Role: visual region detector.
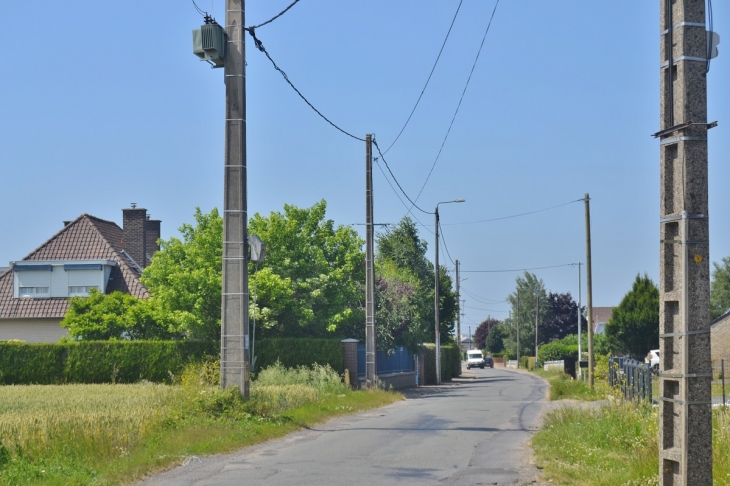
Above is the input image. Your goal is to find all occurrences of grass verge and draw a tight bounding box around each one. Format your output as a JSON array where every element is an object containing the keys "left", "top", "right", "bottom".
[
  {"left": 531, "top": 366, "right": 730, "bottom": 485},
  {"left": 0, "top": 362, "right": 402, "bottom": 485}
]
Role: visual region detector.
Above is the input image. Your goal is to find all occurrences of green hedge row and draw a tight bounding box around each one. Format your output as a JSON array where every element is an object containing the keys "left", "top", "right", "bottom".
[
  {"left": 252, "top": 337, "right": 344, "bottom": 374},
  {"left": 421, "top": 343, "right": 461, "bottom": 385},
  {"left": 538, "top": 341, "right": 579, "bottom": 363},
  {"left": 0, "top": 341, "right": 217, "bottom": 385},
  {"left": 0, "top": 338, "right": 347, "bottom": 385}
]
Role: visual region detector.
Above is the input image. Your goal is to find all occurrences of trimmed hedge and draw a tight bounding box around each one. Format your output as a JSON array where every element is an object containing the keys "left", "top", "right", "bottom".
[
  {"left": 253, "top": 338, "right": 344, "bottom": 374},
  {"left": 0, "top": 338, "right": 346, "bottom": 385},
  {"left": 538, "top": 341, "right": 579, "bottom": 362},
  {"left": 0, "top": 341, "right": 217, "bottom": 385},
  {"left": 421, "top": 343, "right": 461, "bottom": 385}
]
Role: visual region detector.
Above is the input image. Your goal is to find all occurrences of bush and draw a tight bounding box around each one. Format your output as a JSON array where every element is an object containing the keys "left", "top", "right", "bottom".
[
  {"left": 0, "top": 341, "right": 216, "bottom": 385},
  {"left": 538, "top": 340, "right": 578, "bottom": 362},
  {"left": 253, "top": 338, "right": 344, "bottom": 374},
  {"left": 421, "top": 344, "right": 461, "bottom": 384}
]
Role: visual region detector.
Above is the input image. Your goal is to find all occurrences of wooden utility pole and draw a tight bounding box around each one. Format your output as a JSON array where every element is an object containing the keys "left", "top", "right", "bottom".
[
  {"left": 658, "top": 1, "right": 714, "bottom": 483},
  {"left": 365, "top": 134, "right": 376, "bottom": 384},
  {"left": 584, "top": 194, "right": 593, "bottom": 390},
  {"left": 220, "top": 0, "right": 249, "bottom": 397}
]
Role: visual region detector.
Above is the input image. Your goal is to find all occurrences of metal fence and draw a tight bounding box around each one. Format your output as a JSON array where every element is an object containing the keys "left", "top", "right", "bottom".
[
  {"left": 357, "top": 344, "right": 415, "bottom": 379},
  {"left": 608, "top": 357, "right": 653, "bottom": 402}
]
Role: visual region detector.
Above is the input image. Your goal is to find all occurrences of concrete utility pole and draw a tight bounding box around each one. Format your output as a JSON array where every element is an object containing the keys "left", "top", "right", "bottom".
[
  {"left": 535, "top": 293, "right": 539, "bottom": 364},
  {"left": 658, "top": 1, "right": 714, "bottom": 483},
  {"left": 434, "top": 208, "right": 442, "bottom": 384},
  {"left": 515, "top": 288, "right": 520, "bottom": 368},
  {"left": 365, "top": 134, "right": 376, "bottom": 384},
  {"left": 456, "top": 259, "right": 461, "bottom": 347},
  {"left": 220, "top": 0, "right": 249, "bottom": 397},
  {"left": 577, "top": 262, "right": 582, "bottom": 376},
  {"left": 584, "top": 194, "right": 594, "bottom": 390}
]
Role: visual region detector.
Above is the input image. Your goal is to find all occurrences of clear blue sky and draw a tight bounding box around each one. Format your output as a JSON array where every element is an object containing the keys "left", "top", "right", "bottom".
[{"left": 1, "top": 1, "right": 728, "bottom": 330}]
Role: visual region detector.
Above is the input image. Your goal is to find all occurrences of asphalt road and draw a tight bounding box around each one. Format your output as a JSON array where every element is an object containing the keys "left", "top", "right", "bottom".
[{"left": 138, "top": 366, "right": 549, "bottom": 486}]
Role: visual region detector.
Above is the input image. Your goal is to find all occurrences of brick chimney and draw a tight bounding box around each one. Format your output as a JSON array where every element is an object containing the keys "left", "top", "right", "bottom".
[
  {"left": 145, "top": 216, "right": 161, "bottom": 264},
  {"left": 122, "top": 204, "right": 147, "bottom": 268}
]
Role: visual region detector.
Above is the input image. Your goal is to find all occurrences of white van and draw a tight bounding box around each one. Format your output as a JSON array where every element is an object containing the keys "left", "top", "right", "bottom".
[{"left": 466, "top": 350, "right": 484, "bottom": 369}]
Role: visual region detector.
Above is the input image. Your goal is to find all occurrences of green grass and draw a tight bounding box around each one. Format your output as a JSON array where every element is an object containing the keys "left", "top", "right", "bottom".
[
  {"left": 532, "top": 369, "right": 607, "bottom": 401},
  {"left": 0, "top": 362, "right": 402, "bottom": 485},
  {"left": 531, "top": 367, "right": 730, "bottom": 485}
]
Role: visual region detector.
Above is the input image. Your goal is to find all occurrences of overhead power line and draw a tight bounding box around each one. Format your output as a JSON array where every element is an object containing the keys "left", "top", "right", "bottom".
[
  {"left": 461, "top": 263, "right": 578, "bottom": 273},
  {"left": 372, "top": 157, "right": 434, "bottom": 235},
  {"left": 246, "top": 29, "right": 365, "bottom": 142},
  {"left": 442, "top": 198, "right": 583, "bottom": 225},
  {"left": 460, "top": 286, "right": 508, "bottom": 304},
  {"left": 410, "top": 0, "right": 501, "bottom": 210},
  {"left": 248, "top": 0, "right": 302, "bottom": 30},
  {"left": 438, "top": 221, "right": 456, "bottom": 265},
  {"left": 372, "top": 138, "right": 432, "bottom": 214},
  {"left": 382, "top": 0, "right": 464, "bottom": 155}
]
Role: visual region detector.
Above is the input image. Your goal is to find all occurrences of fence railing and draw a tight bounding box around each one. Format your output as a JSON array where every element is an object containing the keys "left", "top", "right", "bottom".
[
  {"left": 608, "top": 357, "right": 653, "bottom": 402},
  {"left": 357, "top": 344, "right": 415, "bottom": 378}
]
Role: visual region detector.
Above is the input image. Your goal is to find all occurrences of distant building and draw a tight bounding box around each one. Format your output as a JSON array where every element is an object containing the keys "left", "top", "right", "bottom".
[
  {"left": 0, "top": 206, "right": 161, "bottom": 342},
  {"left": 591, "top": 307, "right": 614, "bottom": 334},
  {"left": 711, "top": 308, "right": 730, "bottom": 363}
]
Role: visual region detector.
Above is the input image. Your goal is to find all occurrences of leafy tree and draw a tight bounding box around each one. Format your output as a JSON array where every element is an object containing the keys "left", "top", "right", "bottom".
[
  {"left": 604, "top": 274, "right": 659, "bottom": 359},
  {"left": 375, "top": 217, "right": 457, "bottom": 344},
  {"left": 141, "top": 207, "right": 223, "bottom": 341},
  {"left": 502, "top": 272, "right": 548, "bottom": 358},
  {"left": 541, "top": 292, "right": 587, "bottom": 343},
  {"left": 485, "top": 323, "right": 505, "bottom": 353},
  {"left": 711, "top": 257, "right": 730, "bottom": 319},
  {"left": 248, "top": 200, "right": 365, "bottom": 338},
  {"left": 372, "top": 260, "right": 421, "bottom": 352},
  {"left": 474, "top": 317, "right": 501, "bottom": 350},
  {"left": 61, "top": 290, "right": 173, "bottom": 340}
]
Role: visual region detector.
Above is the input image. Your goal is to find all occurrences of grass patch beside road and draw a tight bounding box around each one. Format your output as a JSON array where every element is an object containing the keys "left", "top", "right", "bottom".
[
  {"left": 0, "top": 362, "right": 401, "bottom": 485},
  {"left": 531, "top": 367, "right": 730, "bottom": 485},
  {"left": 532, "top": 369, "right": 606, "bottom": 401}
]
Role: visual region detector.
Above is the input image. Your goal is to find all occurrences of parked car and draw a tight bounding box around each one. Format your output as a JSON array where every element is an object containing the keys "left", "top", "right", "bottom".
[
  {"left": 645, "top": 349, "right": 660, "bottom": 373},
  {"left": 466, "top": 350, "right": 485, "bottom": 369},
  {"left": 483, "top": 357, "right": 494, "bottom": 368}
]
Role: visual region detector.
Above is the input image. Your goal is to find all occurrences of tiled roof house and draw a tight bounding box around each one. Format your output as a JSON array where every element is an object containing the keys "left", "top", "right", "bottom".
[
  {"left": 0, "top": 206, "right": 161, "bottom": 342},
  {"left": 592, "top": 307, "right": 615, "bottom": 334}
]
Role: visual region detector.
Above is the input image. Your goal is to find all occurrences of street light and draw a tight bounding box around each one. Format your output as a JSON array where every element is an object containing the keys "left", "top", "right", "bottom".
[{"left": 435, "top": 198, "right": 465, "bottom": 385}]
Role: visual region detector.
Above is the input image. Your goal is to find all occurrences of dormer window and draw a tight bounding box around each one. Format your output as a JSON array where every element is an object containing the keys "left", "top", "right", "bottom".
[
  {"left": 69, "top": 285, "right": 99, "bottom": 297},
  {"left": 11, "top": 260, "right": 116, "bottom": 299},
  {"left": 19, "top": 287, "right": 50, "bottom": 297}
]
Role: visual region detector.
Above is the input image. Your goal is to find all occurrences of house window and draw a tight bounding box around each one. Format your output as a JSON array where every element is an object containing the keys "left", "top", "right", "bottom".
[
  {"left": 19, "top": 287, "right": 50, "bottom": 297},
  {"left": 68, "top": 285, "right": 99, "bottom": 297}
]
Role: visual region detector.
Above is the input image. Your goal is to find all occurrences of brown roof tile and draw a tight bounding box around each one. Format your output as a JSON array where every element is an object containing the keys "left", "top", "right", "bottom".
[{"left": 0, "top": 214, "right": 149, "bottom": 319}]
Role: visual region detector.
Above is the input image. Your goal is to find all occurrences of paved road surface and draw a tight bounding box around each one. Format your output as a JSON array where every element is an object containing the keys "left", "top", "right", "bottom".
[{"left": 139, "top": 366, "right": 548, "bottom": 486}]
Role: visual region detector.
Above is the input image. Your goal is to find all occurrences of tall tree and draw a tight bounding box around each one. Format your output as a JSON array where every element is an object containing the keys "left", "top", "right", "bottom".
[
  {"left": 502, "top": 272, "right": 548, "bottom": 358},
  {"left": 485, "top": 323, "right": 505, "bottom": 354},
  {"left": 474, "top": 317, "right": 501, "bottom": 350},
  {"left": 376, "top": 217, "right": 457, "bottom": 344},
  {"left": 247, "top": 200, "right": 365, "bottom": 338},
  {"left": 141, "top": 207, "right": 223, "bottom": 341},
  {"left": 541, "top": 292, "right": 587, "bottom": 343},
  {"left": 604, "top": 274, "right": 659, "bottom": 359},
  {"left": 711, "top": 256, "right": 730, "bottom": 319}
]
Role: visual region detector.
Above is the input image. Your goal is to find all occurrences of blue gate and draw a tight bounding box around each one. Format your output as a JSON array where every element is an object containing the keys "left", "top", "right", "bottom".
[{"left": 357, "top": 344, "right": 415, "bottom": 379}]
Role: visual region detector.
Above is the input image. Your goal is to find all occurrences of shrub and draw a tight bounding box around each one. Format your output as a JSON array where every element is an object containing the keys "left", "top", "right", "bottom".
[
  {"left": 253, "top": 338, "right": 344, "bottom": 374},
  {"left": 0, "top": 341, "right": 216, "bottom": 385},
  {"left": 421, "top": 344, "right": 461, "bottom": 384},
  {"left": 538, "top": 340, "right": 578, "bottom": 362}
]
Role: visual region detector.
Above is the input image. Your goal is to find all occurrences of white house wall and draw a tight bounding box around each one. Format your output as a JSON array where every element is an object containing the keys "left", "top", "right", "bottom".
[{"left": 0, "top": 318, "right": 68, "bottom": 343}]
